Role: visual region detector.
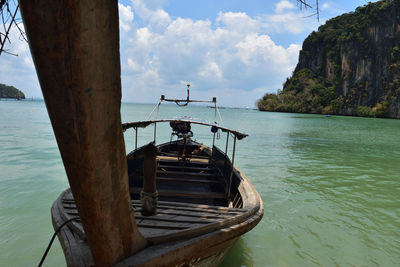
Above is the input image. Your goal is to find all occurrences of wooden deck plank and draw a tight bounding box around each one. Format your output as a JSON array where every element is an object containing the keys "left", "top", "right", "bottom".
[
  {"left": 63, "top": 201, "right": 243, "bottom": 217},
  {"left": 142, "top": 209, "right": 234, "bottom": 220},
  {"left": 152, "top": 205, "right": 245, "bottom": 215},
  {"left": 137, "top": 209, "right": 228, "bottom": 220},
  {"left": 156, "top": 170, "right": 216, "bottom": 177},
  {"left": 156, "top": 156, "right": 209, "bottom": 164},
  {"left": 134, "top": 212, "right": 218, "bottom": 224},
  {"left": 137, "top": 228, "right": 180, "bottom": 239},
  {"left": 64, "top": 206, "right": 228, "bottom": 224},
  {"left": 157, "top": 164, "right": 214, "bottom": 172},
  {"left": 58, "top": 192, "right": 256, "bottom": 246},
  {"left": 135, "top": 176, "right": 222, "bottom": 185},
  {"left": 62, "top": 198, "right": 245, "bottom": 213},
  {"left": 137, "top": 222, "right": 190, "bottom": 230},
  {"left": 138, "top": 219, "right": 206, "bottom": 230},
  {"left": 67, "top": 208, "right": 233, "bottom": 222},
  {"left": 156, "top": 177, "right": 221, "bottom": 184},
  {"left": 62, "top": 201, "right": 237, "bottom": 220},
  {"left": 158, "top": 152, "right": 210, "bottom": 160},
  {"left": 149, "top": 200, "right": 245, "bottom": 212},
  {"left": 130, "top": 187, "right": 226, "bottom": 199}
]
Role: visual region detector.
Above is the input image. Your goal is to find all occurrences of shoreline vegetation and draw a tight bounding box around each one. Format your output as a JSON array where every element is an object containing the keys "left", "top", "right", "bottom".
[
  {"left": 257, "top": 0, "right": 400, "bottom": 119},
  {"left": 0, "top": 83, "right": 25, "bottom": 100},
  {"left": 256, "top": 69, "right": 389, "bottom": 118}
]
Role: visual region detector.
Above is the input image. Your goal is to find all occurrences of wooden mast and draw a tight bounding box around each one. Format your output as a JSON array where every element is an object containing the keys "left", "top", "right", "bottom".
[{"left": 19, "top": 0, "right": 146, "bottom": 265}]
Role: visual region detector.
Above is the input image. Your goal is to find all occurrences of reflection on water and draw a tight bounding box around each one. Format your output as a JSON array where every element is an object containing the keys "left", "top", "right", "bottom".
[
  {"left": 1, "top": 102, "right": 400, "bottom": 266},
  {"left": 221, "top": 238, "right": 254, "bottom": 267}
]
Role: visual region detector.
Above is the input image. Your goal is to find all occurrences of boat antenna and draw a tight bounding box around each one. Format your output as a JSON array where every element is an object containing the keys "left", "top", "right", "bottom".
[
  {"left": 174, "top": 82, "right": 191, "bottom": 107},
  {"left": 186, "top": 82, "right": 190, "bottom": 101},
  {"left": 146, "top": 83, "right": 223, "bottom": 124}
]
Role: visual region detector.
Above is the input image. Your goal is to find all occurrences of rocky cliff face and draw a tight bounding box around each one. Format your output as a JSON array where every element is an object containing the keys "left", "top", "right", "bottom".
[
  {"left": 292, "top": 0, "right": 400, "bottom": 118},
  {"left": 0, "top": 83, "right": 25, "bottom": 99},
  {"left": 258, "top": 0, "right": 400, "bottom": 118}
]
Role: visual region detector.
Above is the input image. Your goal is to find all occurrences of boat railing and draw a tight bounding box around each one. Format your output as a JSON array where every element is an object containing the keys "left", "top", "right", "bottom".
[
  {"left": 122, "top": 119, "right": 247, "bottom": 145},
  {"left": 122, "top": 118, "right": 247, "bottom": 203}
]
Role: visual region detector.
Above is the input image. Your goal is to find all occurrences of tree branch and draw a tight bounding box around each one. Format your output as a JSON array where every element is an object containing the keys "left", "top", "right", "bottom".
[
  {"left": 296, "top": 0, "right": 319, "bottom": 21},
  {"left": 0, "top": 1, "right": 24, "bottom": 56}
]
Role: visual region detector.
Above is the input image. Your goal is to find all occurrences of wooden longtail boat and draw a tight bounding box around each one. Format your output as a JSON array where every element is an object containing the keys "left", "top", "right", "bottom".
[{"left": 52, "top": 90, "right": 263, "bottom": 266}]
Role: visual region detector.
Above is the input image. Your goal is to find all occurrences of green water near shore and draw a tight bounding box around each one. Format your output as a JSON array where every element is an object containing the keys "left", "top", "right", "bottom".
[{"left": 1, "top": 101, "right": 399, "bottom": 266}]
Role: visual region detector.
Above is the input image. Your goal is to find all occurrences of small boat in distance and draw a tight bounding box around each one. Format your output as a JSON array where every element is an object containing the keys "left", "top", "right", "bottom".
[{"left": 52, "top": 84, "right": 263, "bottom": 266}]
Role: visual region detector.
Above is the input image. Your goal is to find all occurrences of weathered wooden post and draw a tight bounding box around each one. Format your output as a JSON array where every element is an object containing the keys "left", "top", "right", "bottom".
[
  {"left": 141, "top": 143, "right": 158, "bottom": 216},
  {"left": 19, "top": 0, "right": 146, "bottom": 265}
]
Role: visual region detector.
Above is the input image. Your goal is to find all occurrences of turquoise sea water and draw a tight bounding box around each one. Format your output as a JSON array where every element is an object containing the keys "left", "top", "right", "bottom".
[{"left": 1, "top": 100, "right": 400, "bottom": 266}]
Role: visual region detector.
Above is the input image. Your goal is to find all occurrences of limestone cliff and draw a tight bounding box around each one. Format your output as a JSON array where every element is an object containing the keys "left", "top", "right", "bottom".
[{"left": 258, "top": 0, "right": 400, "bottom": 118}]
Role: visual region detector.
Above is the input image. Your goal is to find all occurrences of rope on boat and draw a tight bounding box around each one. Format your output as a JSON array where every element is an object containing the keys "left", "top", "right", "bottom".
[
  {"left": 147, "top": 100, "right": 162, "bottom": 120},
  {"left": 215, "top": 105, "right": 224, "bottom": 125},
  {"left": 38, "top": 217, "right": 80, "bottom": 267},
  {"left": 174, "top": 100, "right": 189, "bottom": 106}
]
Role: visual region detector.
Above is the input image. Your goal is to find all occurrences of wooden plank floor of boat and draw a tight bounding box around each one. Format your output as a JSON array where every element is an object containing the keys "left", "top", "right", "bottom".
[
  {"left": 58, "top": 189, "right": 250, "bottom": 245},
  {"left": 129, "top": 154, "right": 228, "bottom": 205}
]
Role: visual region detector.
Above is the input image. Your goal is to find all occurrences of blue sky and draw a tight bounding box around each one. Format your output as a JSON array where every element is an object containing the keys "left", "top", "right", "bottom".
[{"left": 1, "top": 0, "right": 376, "bottom": 107}]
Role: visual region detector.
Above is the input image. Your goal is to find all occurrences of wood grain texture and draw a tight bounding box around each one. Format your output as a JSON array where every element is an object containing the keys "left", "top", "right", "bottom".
[{"left": 19, "top": 1, "right": 146, "bottom": 265}]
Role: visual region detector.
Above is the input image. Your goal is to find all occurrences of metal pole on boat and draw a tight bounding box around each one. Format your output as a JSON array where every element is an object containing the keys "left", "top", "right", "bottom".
[
  {"left": 154, "top": 122, "right": 157, "bottom": 143},
  {"left": 135, "top": 127, "right": 138, "bottom": 150},
  {"left": 213, "top": 99, "right": 216, "bottom": 148},
  {"left": 225, "top": 131, "right": 229, "bottom": 155},
  {"left": 214, "top": 98, "right": 217, "bottom": 121},
  {"left": 224, "top": 131, "right": 229, "bottom": 181},
  {"left": 212, "top": 132, "right": 216, "bottom": 148},
  {"left": 187, "top": 82, "right": 190, "bottom": 101},
  {"left": 227, "top": 135, "right": 237, "bottom": 202}
]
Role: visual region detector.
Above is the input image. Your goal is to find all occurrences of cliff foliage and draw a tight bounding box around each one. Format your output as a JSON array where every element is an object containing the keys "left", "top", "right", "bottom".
[
  {"left": 0, "top": 83, "right": 25, "bottom": 99},
  {"left": 258, "top": 0, "right": 400, "bottom": 118}
]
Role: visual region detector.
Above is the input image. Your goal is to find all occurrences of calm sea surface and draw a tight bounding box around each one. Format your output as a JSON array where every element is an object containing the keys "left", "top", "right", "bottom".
[{"left": 1, "top": 100, "right": 399, "bottom": 266}]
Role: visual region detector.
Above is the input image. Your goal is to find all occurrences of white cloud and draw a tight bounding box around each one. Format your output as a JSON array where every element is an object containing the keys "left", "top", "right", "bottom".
[
  {"left": 23, "top": 56, "right": 34, "bottom": 68},
  {"left": 275, "top": 0, "right": 296, "bottom": 13},
  {"left": 119, "top": 3, "right": 134, "bottom": 32},
  {"left": 319, "top": 1, "right": 343, "bottom": 15},
  {"left": 127, "top": 58, "right": 143, "bottom": 72},
  {"left": 216, "top": 12, "right": 261, "bottom": 33},
  {"left": 149, "top": 9, "right": 171, "bottom": 31},
  {"left": 117, "top": 1, "right": 306, "bottom": 107},
  {"left": 3, "top": 1, "right": 316, "bottom": 107},
  {"left": 199, "top": 62, "right": 222, "bottom": 79},
  {"left": 268, "top": 12, "right": 315, "bottom": 34},
  {"left": 236, "top": 34, "right": 299, "bottom": 69},
  {"left": 322, "top": 3, "right": 330, "bottom": 10}
]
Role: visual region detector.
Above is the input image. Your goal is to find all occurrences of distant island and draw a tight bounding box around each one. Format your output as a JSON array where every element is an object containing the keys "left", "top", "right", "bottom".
[
  {"left": 0, "top": 83, "right": 25, "bottom": 100},
  {"left": 258, "top": 0, "right": 400, "bottom": 118}
]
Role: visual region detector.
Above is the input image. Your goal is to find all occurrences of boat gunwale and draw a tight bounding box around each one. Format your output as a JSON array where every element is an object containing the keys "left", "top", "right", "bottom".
[{"left": 56, "top": 164, "right": 262, "bottom": 245}]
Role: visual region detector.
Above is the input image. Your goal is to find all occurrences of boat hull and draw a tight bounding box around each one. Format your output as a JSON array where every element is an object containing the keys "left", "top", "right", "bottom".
[{"left": 51, "top": 140, "right": 263, "bottom": 266}]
